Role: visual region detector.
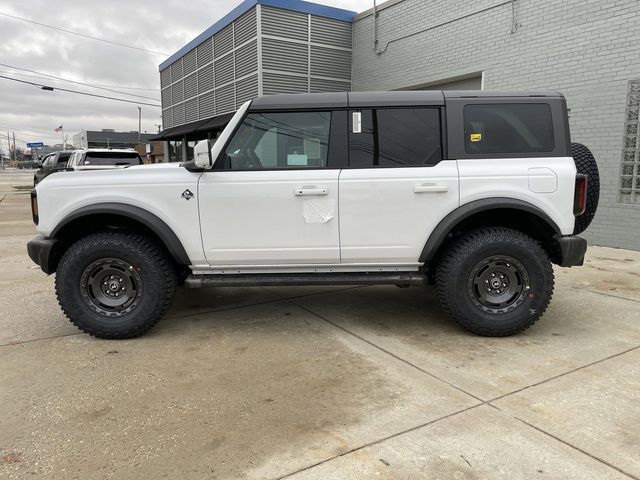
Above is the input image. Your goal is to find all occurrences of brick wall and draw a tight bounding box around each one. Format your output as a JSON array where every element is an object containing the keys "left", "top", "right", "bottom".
[{"left": 352, "top": 0, "right": 640, "bottom": 250}]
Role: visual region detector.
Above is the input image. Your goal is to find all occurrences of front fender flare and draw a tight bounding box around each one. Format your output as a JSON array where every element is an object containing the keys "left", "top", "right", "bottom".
[{"left": 51, "top": 202, "right": 191, "bottom": 265}]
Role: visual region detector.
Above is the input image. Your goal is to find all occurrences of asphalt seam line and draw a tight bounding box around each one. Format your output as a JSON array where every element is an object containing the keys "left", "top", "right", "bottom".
[
  {"left": 487, "top": 344, "right": 640, "bottom": 403},
  {"left": 567, "top": 285, "right": 640, "bottom": 304},
  {"left": 289, "top": 299, "right": 486, "bottom": 403},
  {"left": 0, "top": 286, "right": 366, "bottom": 347},
  {"left": 273, "top": 402, "right": 485, "bottom": 480},
  {"left": 510, "top": 416, "right": 639, "bottom": 480}
]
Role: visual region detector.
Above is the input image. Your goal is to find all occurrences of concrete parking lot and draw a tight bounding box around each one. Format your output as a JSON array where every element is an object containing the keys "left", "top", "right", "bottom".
[{"left": 1, "top": 173, "right": 639, "bottom": 479}]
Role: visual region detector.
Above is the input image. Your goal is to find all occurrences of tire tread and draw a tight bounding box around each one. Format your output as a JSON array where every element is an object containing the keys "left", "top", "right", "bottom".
[
  {"left": 55, "top": 231, "right": 176, "bottom": 339},
  {"left": 435, "top": 227, "right": 555, "bottom": 336}
]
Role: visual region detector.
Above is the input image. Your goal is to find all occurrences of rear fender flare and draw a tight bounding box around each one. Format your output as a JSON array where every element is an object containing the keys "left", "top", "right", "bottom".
[{"left": 420, "top": 198, "right": 561, "bottom": 264}]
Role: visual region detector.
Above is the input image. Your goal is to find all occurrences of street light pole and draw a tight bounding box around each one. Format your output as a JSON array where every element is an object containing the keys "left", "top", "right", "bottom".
[{"left": 138, "top": 107, "right": 141, "bottom": 145}]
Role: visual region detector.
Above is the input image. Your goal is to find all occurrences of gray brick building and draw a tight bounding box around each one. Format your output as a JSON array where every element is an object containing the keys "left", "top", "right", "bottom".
[
  {"left": 351, "top": 0, "right": 640, "bottom": 250},
  {"left": 157, "top": 0, "right": 640, "bottom": 250}
]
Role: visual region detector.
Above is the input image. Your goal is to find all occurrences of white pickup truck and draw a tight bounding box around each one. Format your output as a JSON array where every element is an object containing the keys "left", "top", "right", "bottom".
[{"left": 27, "top": 91, "right": 599, "bottom": 339}]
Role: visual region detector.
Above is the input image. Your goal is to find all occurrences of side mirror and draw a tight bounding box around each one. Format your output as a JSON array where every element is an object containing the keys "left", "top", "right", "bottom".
[{"left": 194, "top": 140, "right": 212, "bottom": 168}]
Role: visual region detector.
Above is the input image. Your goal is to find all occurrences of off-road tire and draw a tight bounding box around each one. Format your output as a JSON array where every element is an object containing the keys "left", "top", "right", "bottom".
[
  {"left": 571, "top": 142, "right": 599, "bottom": 235},
  {"left": 435, "top": 227, "right": 554, "bottom": 337},
  {"left": 55, "top": 232, "right": 177, "bottom": 339}
]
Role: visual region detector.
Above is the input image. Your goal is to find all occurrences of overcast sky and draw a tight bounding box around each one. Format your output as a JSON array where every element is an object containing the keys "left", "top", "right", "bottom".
[{"left": 0, "top": 0, "right": 370, "bottom": 151}]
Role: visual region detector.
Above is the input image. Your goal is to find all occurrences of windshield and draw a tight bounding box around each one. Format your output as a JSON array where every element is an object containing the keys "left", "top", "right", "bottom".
[{"left": 81, "top": 152, "right": 142, "bottom": 166}]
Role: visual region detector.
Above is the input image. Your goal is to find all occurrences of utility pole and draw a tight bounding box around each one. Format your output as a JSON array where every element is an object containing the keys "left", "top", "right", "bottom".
[
  {"left": 12, "top": 132, "right": 16, "bottom": 166},
  {"left": 6, "top": 131, "right": 10, "bottom": 167},
  {"left": 138, "top": 107, "right": 142, "bottom": 145}
]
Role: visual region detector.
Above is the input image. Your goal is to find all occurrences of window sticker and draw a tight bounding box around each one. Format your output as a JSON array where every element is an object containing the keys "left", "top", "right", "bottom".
[
  {"left": 287, "top": 154, "right": 308, "bottom": 166},
  {"left": 352, "top": 111, "right": 362, "bottom": 133},
  {"left": 470, "top": 133, "right": 482, "bottom": 142}
]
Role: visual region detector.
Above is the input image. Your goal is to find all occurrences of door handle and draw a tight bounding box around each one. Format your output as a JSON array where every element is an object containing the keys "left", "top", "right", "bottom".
[
  {"left": 414, "top": 184, "right": 449, "bottom": 193},
  {"left": 294, "top": 187, "right": 329, "bottom": 196}
]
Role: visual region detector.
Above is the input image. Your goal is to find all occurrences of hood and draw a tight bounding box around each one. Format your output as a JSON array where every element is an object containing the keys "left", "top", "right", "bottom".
[{"left": 36, "top": 161, "right": 192, "bottom": 190}]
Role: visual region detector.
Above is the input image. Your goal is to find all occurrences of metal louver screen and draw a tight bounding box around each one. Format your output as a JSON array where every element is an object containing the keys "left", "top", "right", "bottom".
[
  {"left": 214, "top": 24, "right": 234, "bottom": 57},
  {"left": 196, "top": 38, "right": 213, "bottom": 67},
  {"left": 234, "top": 9, "right": 257, "bottom": 46},
  {"left": 235, "top": 40, "right": 258, "bottom": 78},
  {"left": 163, "top": 108, "right": 173, "bottom": 129},
  {"left": 183, "top": 49, "right": 197, "bottom": 75},
  {"left": 161, "top": 88, "right": 171, "bottom": 107},
  {"left": 310, "top": 45, "right": 351, "bottom": 79},
  {"left": 185, "top": 98, "right": 198, "bottom": 123},
  {"left": 262, "top": 37, "right": 308, "bottom": 74},
  {"left": 310, "top": 78, "right": 350, "bottom": 92},
  {"left": 198, "top": 65, "right": 214, "bottom": 92},
  {"left": 215, "top": 84, "right": 235, "bottom": 114},
  {"left": 173, "top": 103, "right": 185, "bottom": 126},
  {"left": 160, "top": 68, "right": 171, "bottom": 89},
  {"left": 170, "top": 59, "right": 183, "bottom": 81},
  {"left": 172, "top": 80, "right": 184, "bottom": 103},
  {"left": 236, "top": 74, "right": 258, "bottom": 106},
  {"left": 184, "top": 73, "right": 198, "bottom": 99},
  {"left": 310, "top": 17, "right": 352, "bottom": 49},
  {"left": 199, "top": 90, "right": 215, "bottom": 118},
  {"left": 214, "top": 54, "right": 234, "bottom": 87},
  {"left": 263, "top": 72, "right": 308, "bottom": 95},
  {"left": 261, "top": 6, "right": 307, "bottom": 41}
]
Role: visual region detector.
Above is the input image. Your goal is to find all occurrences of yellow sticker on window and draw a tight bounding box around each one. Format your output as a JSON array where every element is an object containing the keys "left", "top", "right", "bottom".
[{"left": 470, "top": 133, "right": 482, "bottom": 142}]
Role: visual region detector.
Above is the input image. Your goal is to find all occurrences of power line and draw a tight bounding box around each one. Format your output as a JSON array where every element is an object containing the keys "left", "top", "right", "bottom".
[
  {"left": 0, "top": 75, "right": 162, "bottom": 108},
  {"left": 0, "top": 63, "right": 160, "bottom": 100},
  {"left": 0, "top": 11, "right": 170, "bottom": 56}
]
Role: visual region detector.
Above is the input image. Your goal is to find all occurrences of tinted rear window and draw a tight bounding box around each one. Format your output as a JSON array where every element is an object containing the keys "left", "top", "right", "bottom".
[
  {"left": 464, "top": 104, "right": 554, "bottom": 154},
  {"left": 82, "top": 152, "right": 142, "bottom": 166}
]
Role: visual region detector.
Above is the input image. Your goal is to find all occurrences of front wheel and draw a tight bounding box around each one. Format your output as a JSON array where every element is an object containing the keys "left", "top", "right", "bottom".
[
  {"left": 435, "top": 228, "right": 554, "bottom": 336},
  {"left": 55, "top": 232, "right": 177, "bottom": 339}
]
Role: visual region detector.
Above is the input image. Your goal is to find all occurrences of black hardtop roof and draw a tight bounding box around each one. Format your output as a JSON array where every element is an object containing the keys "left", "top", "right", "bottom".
[{"left": 248, "top": 90, "right": 564, "bottom": 111}]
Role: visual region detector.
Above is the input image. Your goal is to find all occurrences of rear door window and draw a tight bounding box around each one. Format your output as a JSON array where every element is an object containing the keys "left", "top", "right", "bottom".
[
  {"left": 464, "top": 104, "right": 554, "bottom": 154},
  {"left": 349, "top": 108, "right": 442, "bottom": 168},
  {"left": 82, "top": 152, "right": 142, "bottom": 166}
]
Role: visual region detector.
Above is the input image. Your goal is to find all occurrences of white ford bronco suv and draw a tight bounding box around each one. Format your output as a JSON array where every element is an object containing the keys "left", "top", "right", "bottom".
[{"left": 27, "top": 91, "right": 599, "bottom": 339}]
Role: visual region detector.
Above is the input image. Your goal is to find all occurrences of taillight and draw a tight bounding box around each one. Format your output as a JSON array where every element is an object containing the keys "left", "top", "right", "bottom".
[
  {"left": 30, "top": 190, "right": 39, "bottom": 225},
  {"left": 574, "top": 174, "right": 587, "bottom": 215}
]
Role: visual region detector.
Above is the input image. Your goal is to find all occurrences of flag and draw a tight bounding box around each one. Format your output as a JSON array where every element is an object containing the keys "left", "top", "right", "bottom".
[{"left": 54, "top": 125, "right": 63, "bottom": 132}]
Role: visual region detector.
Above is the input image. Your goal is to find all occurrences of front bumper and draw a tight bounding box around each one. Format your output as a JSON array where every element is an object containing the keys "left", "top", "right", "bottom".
[
  {"left": 27, "top": 235, "right": 59, "bottom": 274},
  {"left": 555, "top": 235, "right": 588, "bottom": 267}
]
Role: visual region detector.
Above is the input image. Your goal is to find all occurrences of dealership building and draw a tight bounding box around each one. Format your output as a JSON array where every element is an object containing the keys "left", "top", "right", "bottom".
[{"left": 153, "top": 0, "right": 640, "bottom": 250}]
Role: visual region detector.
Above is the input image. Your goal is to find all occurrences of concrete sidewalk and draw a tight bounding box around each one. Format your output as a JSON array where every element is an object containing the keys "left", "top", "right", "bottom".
[{"left": 1, "top": 194, "right": 639, "bottom": 479}]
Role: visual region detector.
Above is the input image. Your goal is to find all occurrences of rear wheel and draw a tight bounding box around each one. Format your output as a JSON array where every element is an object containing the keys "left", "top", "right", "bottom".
[
  {"left": 435, "top": 227, "right": 554, "bottom": 336},
  {"left": 55, "top": 232, "right": 177, "bottom": 339}
]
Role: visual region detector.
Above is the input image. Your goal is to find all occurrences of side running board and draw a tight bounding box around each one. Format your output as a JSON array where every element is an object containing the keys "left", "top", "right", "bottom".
[{"left": 184, "top": 272, "right": 427, "bottom": 288}]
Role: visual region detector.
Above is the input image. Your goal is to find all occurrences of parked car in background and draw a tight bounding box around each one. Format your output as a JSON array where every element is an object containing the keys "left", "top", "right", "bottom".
[
  {"left": 33, "top": 150, "right": 74, "bottom": 185},
  {"left": 67, "top": 148, "right": 143, "bottom": 170}
]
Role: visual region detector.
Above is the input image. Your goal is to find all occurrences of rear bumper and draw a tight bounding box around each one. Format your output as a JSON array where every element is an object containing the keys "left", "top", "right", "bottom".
[
  {"left": 555, "top": 235, "right": 588, "bottom": 267},
  {"left": 27, "top": 235, "right": 59, "bottom": 274}
]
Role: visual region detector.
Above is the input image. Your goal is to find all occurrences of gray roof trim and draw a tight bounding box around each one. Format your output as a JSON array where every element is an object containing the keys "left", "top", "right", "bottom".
[
  {"left": 443, "top": 90, "right": 565, "bottom": 98},
  {"left": 348, "top": 91, "right": 444, "bottom": 107},
  {"left": 249, "top": 92, "right": 349, "bottom": 110},
  {"left": 246, "top": 90, "right": 566, "bottom": 112}
]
